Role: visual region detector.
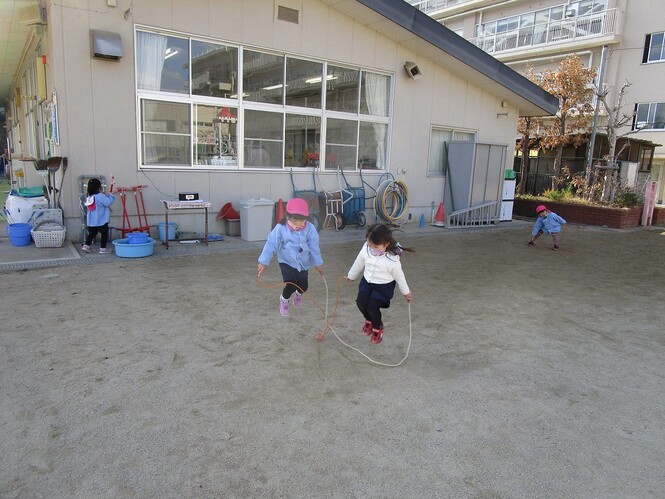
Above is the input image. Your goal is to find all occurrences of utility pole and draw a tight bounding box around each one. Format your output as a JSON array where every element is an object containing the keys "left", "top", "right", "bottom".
[{"left": 586, "top": 45, "right": 608, "bottom": 183}]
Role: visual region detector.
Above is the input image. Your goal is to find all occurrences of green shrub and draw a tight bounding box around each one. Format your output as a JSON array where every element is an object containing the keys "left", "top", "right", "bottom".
[
  {"left": 543, "top": 188, "right": 574, "bottom": 202},
  {"left": 614, "top": 190, "right": 641, "bottom": 208}
]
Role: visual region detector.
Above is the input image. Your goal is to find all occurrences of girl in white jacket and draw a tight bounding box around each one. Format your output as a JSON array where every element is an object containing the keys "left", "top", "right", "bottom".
[{"left": 346, "top": 223, "right": 413, "bottom": 345}]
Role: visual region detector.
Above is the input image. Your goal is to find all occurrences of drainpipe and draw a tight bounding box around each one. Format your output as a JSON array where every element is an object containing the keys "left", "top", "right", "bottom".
[{"left": 586, "top": 44, "right": 608, "bottom": 183}]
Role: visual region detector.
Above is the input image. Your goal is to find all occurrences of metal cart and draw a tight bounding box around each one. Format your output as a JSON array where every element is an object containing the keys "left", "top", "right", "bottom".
[{"left": 289, "top": 168, "right": 323, "bottom": 230}]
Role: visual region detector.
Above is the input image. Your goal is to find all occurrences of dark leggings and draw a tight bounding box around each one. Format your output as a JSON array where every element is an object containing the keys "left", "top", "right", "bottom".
[
  {"left": 85, "top": 223, "right": 110, "bottom": 248},
  {"left": 279, "top": 263, "right": 309, "bottom": 299},
  {"left": 356, "top": 277, "right": 396, "bottom": 330}
]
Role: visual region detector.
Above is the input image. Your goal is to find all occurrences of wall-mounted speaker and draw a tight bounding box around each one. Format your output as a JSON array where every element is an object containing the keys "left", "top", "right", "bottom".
[{"left": 404, "top": 61, "right": 422, "bottom": 80}]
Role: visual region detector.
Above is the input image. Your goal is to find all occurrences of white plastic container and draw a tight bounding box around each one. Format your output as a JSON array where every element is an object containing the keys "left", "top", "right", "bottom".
[
  {"left": 4, "top": 195, "right": 49, "bottom": 224},
  {"left": 239, "top": 197, "right": 274, "bottom": 241}
]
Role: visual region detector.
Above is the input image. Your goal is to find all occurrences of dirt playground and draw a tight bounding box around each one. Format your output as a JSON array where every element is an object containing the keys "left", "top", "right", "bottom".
[{"left": 1, "top": 224, "right": 664, "bottom": 497}]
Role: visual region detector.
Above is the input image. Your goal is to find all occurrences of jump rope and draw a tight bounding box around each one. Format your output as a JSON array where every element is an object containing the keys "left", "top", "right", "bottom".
[{"left": 258, "top": 273, "right": 412, "bottom": 367}]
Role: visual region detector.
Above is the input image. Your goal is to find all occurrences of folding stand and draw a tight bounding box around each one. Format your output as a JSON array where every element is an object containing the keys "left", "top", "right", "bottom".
[{"left": 114, "top": 185, "right": 151, "bottom": 237}]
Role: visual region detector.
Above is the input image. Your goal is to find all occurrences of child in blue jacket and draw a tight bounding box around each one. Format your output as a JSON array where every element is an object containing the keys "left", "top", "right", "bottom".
[
  {"left": 82, "top": 178, "right": 116, "bottom": 254},
  {"left": 257, "top": 198, "right": 324, "bottom": 317},
  {"left": 528, "top": 204, "right": 566, "bottom": 250}
]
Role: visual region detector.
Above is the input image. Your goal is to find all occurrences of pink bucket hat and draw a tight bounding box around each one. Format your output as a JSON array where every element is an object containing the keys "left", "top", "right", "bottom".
[
  {"left": 535, "top": 204, "right": 548, "bottom": 214},
  {"left": 286, "top": 198, "right": 309, "bottom": 217}
]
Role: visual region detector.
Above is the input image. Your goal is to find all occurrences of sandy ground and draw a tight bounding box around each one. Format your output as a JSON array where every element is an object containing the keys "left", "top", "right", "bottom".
[{"left": 1, "top": 224, "right": 664, "bottom": 498}]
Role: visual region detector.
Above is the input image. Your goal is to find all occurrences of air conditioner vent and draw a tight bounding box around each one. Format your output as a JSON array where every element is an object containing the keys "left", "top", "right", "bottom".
[
  {"left": 277, "top": 5, "right": 299, "bottom": 24},
  {"left": 18, "top": 4, "right": 46, "bottom": 25}
]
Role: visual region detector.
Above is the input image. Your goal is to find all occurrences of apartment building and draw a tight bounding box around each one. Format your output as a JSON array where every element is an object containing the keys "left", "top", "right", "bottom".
[{"left": 408, "top": 0, "right": 665, "bottom": 203}]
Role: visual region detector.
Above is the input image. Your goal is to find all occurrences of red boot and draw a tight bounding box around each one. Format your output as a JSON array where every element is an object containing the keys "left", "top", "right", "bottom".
[{"left": 370, "top": 328, "right": 384, "bottom": 344}]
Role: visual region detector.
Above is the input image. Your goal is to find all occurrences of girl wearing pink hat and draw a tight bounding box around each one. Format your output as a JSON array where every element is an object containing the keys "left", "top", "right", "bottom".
[
  {"left": 528, "top": 204, "right": 566, "bottom": 250},
  {"left": 258, "top": 197, "right": 324, "bottom": 317}
]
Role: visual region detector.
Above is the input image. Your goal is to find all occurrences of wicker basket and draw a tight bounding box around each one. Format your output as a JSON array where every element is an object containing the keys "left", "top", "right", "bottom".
[{"left": 31, "top": 222, "right": 67, "bottom": 248}]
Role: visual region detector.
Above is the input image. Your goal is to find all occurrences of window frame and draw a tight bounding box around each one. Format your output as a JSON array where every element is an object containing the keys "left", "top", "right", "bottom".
[
  {"left": 633, "top": 102, "right": 665, "bottom": 131},
  {"left": 642, "top": 31, "right": 665, "bottom": 64},
  {"left": 134, "top": 27, "right": 393, "bottom": 172}
]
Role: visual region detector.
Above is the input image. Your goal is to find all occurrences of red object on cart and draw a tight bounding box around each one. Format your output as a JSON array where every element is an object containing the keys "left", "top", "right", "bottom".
[{"left": 114, "top": 185, "right": 150, "bottom": 237}]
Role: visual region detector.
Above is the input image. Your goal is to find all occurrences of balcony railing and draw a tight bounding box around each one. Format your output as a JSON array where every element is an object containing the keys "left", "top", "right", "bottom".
[
  {"left": 406, "top": 0, "right": 475, "bottom": 13},
  {"left": 471, "top": 9, "right": 620, "bottom": 55}
]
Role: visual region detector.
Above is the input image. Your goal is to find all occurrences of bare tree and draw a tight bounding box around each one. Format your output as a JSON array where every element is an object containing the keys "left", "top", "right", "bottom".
[
  {"left": 592, "top": 80, "right": 641, "bottom": 201},
  {"left": 536, "top": 55, "right": 596, "bottom": 175}
]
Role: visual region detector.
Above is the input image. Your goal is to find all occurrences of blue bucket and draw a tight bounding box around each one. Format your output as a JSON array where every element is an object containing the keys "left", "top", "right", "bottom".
[
  {"left": 156, "top": 222, "right": 177, "bottom": 241},
  {"left": 7, "top": 223, "right": 32, "bottom": 247},
  {"left": 127, "top": 232, "right": 150, "bottom": 244}
]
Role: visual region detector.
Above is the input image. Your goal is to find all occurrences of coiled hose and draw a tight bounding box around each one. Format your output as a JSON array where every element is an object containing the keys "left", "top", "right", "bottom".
[{"left": 374, "top": 179, "right": 409, "bottom": 222}]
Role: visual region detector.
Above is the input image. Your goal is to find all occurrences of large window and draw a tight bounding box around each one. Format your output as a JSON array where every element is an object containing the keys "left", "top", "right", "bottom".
[
  {"left": 140, "top": 100, "right": 191, "bottom": 165},
  {"left": 135, "top": 29, "right": 392, "bottom": 170},
  {"left": 634, "top": 102, "right": 665, "bottom": 130},
  {"left": 427, "top": 127, "right": 475, "bottom": 176},
  {"left": 643, "top": 32, "right": 665, "bottom": 64}
]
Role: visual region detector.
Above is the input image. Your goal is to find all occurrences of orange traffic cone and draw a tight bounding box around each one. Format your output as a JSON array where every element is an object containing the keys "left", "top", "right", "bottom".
[
  {"left": 433, "top": 202, "right": 445, "bottom": 227},
  {"left": 275, "top": 198, "right": 285, "bottom": 225}
]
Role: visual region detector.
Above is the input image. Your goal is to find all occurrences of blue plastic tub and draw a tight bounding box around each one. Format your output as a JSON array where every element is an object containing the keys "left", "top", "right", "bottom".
[
  {"left": 127, "top": 232, "right": 150, "bottom": 244},
  {"left": 112, "top": 237, "right": 155, "bottom": 258},
  {"left": 7, "top": 223, "right": 32, "bottom": 247}
]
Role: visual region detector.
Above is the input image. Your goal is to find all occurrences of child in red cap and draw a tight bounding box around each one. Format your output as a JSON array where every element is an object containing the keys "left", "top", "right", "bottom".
[
  {"left": 258, "top": 198, "right": 324, "bottom": 317},
  {"left": 528, "top": 204, "right": 566, "bottom": 250}
]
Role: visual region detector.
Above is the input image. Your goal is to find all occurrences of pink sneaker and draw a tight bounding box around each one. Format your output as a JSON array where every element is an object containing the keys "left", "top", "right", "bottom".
[
  {"left": 370, "top": 328, "right": 384, "bottom": 344},
  {"left": 99, "top": 247, "right": 112, "bottom": 254},
  {"left": 362, "top": 320, "right": 373, "bottom": 336},
  {"left": 292, "top": 292, "right": 303, "bottom": 308},
  {"left": 279, "top": 296, "right": 290, "bottom": 317},
  {"left": 81, "top": 244, "right": 91, "bottom": 253}
]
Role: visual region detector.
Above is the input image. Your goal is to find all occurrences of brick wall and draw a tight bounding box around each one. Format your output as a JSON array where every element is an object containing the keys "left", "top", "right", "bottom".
[
  {"left": 514, "top": 199, "right": 643, "bottom": 229},
  {"left": 652, "top": 207, "right": 665, "bottom": 227}
]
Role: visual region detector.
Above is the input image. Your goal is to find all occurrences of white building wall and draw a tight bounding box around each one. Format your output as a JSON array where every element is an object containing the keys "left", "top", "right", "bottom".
[{"left": 33, "top": 0, "right": 518, "bottom": 239}]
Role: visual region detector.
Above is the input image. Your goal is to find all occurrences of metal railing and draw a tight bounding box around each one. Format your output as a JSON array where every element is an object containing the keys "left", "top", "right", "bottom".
[
  {"left": 446, "top": 201, "right": 499, "bottom": 228},
  {"left": 471, "top": 9, "right": 620, "bottom": 55}
]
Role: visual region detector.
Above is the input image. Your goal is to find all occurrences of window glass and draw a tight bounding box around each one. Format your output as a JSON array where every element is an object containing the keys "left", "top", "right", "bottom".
[
  {"left": 360, "top": 72, "right": 390, "bottom": 117},
  {"left": 194, "top": 105, "right": 237, "bottom": 166},
  {"left": 635, "top": 103, "right": 649, "bottom": 128},
  {"left": 137, "top": 31, "right": 189, "bottom": 94},
  {"left": 427, "top": 128, "right": 475, "bottom": 175},
  {"left": 243, "top": 50, "right": 284, "bottom": 104},
  {"left": 326, "top": 66, "right": 359, "bottom": 113},
  {"left": 638, "top": 148, "right": 653, "bottom": 171},
  {"left": 578, "top": 1, "right": 593, "bottom": 16},
  {"left": 285, "top": 58, "right": 323, "bottom": 109},
  {"left": 244, "top": 110, "right": 283, "bottom": 168},
  {"left": 191, "top": 41, "right": 238, "bottom": 98},
  {"left": 648, "top": 32, "right": 664, "bottom": 63},
  {"left": 358, "top": 122, "right": 387, "bottom": 170},
  {"left": 497, "top": 16, "right": 518, "bottom": 33},
  {"left": 550, "top": 7, "right": 564, "bottom": 20},
  {"left": 325, "top": 118, "right": 357, "bottom": 170},
  {"left": 535, "top": 9, "right": 549, "bottom": 24},
  {"left": 140, "top": 100, "right": 190, "bottom": 165},
  {"left": 654, "top": 102, "right": 665, "bottom": 129},
  {"left": 634, "top": 102, "right": 665, "bottom": 130},
  {"left": 520, "top": 13, "right": 534, "bottom": 27},
  {"left": 285, "top": 114, "right": 321, "bottom": 167}
]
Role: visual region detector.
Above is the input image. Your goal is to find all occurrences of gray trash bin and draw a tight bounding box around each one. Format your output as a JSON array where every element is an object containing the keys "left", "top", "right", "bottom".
[{"left": 240, "top": 197, "right": 274, "bottom": 241}]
